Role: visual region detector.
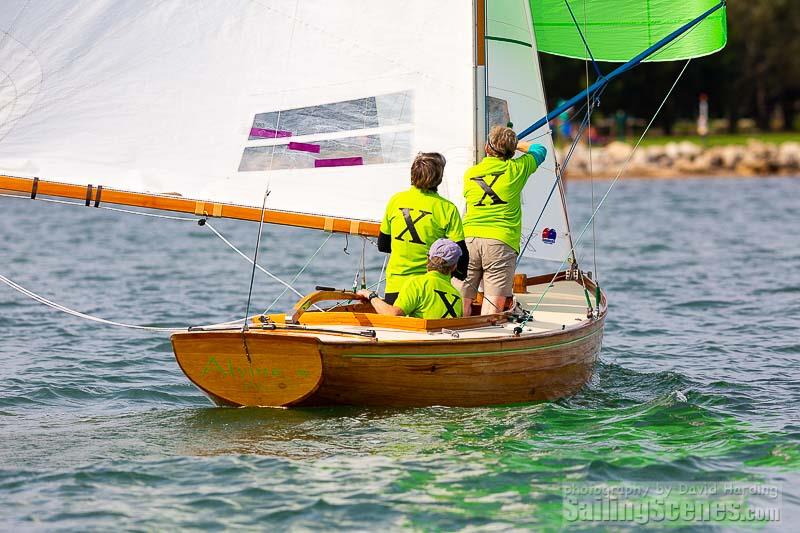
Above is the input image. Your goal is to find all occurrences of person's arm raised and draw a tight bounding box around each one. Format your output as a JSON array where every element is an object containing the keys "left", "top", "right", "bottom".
[
  {"left": 516, "top": 141, "right": 547, "bottom": 166},
  {"left": 516, "top": 139, "right": 533, "bottom": 153}
]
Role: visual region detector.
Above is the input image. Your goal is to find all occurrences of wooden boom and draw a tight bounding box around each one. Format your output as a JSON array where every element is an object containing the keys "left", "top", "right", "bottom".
[{"left": 0, "top": 174, "right": 380, "bottom": 237}]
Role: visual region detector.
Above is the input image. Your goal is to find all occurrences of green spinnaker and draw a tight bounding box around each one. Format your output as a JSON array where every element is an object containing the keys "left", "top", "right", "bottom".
[{"left": 529, "top": 0, "right": 728, "bottom": 62}]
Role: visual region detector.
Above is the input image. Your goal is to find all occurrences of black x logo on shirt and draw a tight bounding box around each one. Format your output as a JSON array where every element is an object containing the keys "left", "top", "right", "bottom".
[
  {"left": 395, "top": 208, "right": 432, "bottom": 245},
  {"left": 434, "top": 289, "right": 461, "bottom": 318},
  {"left": 471, "top": 173, "right": 507, "bottom": 206}
]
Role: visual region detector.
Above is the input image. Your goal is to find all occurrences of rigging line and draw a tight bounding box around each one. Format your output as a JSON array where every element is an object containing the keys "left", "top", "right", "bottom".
[
  {"left": 564, "top": 0, "right": 602, "bottom": 79},
  {"left": 0, "top": 272, "right": 180, "bottom": 333},
  {"left": 0, "top": 192, "right": 199, "bottom": 221},
  {"left": 240, "top": 0, "right": 300, "bottom": 331},
  {"left": 2, "top": 193, "right": 323, "bottom": 298},
  {"left": 584, "top": 0, "right": 598, "bottom": 281},
  {"left": 203, "top": 221, "right": 321, "bottom": 311},
  {"left": 0, "top": 272, "right": 255, "bottom": 333},
  {"left": 518, "top": 100, "right": 593, "bottom": 260},
  {"left": 243, "top": 188, "right": 270, "bottom": 329},
  {"left": 516, "top": 0, "right": 723, "bottom": 140},
  {"left": 528, "top": 129, "right": 556, "bottom": 142},
  {"left": 262, "top": 232, "right": 333, "bottom": 315},
  {"left": 528, "top": 59, "right": 693, "bottom": 316},
  {"left": 377, "top": 254, "right": 387, "bottom": 295},
  {"left": 360, "top": 237, "right": 367, "bottom": 290},
  {"left": 0, "top": 194, "right": 308, "bottom": 294}
]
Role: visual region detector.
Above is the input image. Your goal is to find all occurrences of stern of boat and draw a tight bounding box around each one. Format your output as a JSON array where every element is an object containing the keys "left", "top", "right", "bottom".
[{"left": 171, "top": 331, "right": 324, "bottom": 407}]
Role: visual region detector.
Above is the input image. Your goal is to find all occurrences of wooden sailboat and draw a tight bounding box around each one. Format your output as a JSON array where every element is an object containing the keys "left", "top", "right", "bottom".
[
  {"left": 172, "top": 273, "right": 606, "bottom": 407},
  {"left": 0, "top": 1, "right": 726, "bottom": 407}
]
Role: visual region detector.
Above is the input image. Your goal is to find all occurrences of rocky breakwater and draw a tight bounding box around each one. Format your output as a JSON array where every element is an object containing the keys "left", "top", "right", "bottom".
[{"left": 560, "top": 139, "right": 800, "bottom": 178}]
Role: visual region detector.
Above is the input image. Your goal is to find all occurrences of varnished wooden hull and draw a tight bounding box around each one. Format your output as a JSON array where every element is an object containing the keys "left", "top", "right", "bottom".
[
  {"left": 300, "top": 317, "right": 603, "bottom": 407},
  {"left": 171, "top": 273, "right": 606, "bottom": 407}
]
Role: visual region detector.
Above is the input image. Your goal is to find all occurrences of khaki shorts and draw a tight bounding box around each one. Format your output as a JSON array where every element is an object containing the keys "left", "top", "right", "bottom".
[{"left": 462, "top": 237, "right": 517, "bottom": 299}]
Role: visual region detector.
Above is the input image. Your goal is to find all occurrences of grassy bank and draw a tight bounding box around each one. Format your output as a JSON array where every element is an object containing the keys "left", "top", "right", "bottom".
[{"left": 626, "top": 131, "right": 799, "bottom": 148}]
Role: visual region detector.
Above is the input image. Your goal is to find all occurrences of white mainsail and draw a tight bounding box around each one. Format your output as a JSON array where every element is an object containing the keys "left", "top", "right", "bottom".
[
  {"left": 1, "top": 0, "right": 574, "bottom": 262},
  {"left": 0, "top": 0, "right": 474, "bottom": 223},
  {"left": 484, "top": 0, "right": 574, "bottom": 262}
]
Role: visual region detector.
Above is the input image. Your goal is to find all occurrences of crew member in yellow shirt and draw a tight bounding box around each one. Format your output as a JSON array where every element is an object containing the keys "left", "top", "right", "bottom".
[
  {"left": 461, "top": 126, "right": 547, "bottom": 315},
  {"left": 358, "top": 238, "right": 463, "bottom": 319},
  {"left": 378, "top": 152, "right": 468, "bottom": 304}
]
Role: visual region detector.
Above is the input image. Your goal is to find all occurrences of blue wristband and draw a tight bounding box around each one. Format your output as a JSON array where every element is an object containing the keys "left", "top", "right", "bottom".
[{"left": 528, "top": 144, "right": 547, "bottom": 166}]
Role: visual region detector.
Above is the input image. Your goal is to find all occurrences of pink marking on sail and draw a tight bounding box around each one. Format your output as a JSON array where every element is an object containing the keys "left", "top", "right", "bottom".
[
  {"left": 314, "top": 157, "right": 364, "bottom": 168},
  {"left": 288, "top": 141, "right": 321, "bottom": 153},
  {"left": 250, "top": 128, "right": 292, "bottom": 139}
]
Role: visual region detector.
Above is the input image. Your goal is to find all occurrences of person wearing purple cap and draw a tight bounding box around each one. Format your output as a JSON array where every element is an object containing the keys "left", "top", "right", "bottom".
[
  {"left": 357, "top": 238, "right": 463, "bottom": 319},
  {"left": 377, "top": 152, "right": 468, "bottom": 305}
]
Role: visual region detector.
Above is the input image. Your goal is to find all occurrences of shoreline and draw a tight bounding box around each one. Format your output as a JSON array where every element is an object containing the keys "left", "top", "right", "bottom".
[
  {"left": 558, "top": 138, "right": 800, "bottom": 179},
  {"left": 565, "top": 171, "right": 799, "bottom": 181}
]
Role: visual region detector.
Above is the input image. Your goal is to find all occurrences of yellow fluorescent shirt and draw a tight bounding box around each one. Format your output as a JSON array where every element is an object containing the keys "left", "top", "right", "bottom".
[
  {"left": 462, "top": 154, "right": 539, "bottom": 253},
  {"left": 395, "top": 271, "right": 463, "bottom": 319},
  {"left": 380, "top": 187, "right": 464, "bottom": 293}
]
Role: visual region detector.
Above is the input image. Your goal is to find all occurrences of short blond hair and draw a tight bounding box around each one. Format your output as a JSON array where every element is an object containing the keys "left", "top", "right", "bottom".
[
  {"left": 486, "top": 126, "right": 517, "bottom": 160},
  {"left": 411, "top": 152, "right": 446, "bottom": 191}
]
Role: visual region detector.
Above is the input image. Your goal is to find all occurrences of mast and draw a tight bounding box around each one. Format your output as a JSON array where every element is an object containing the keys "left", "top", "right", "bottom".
[{"left": 474, "top": 0, "right": 487, "bottom": 165}]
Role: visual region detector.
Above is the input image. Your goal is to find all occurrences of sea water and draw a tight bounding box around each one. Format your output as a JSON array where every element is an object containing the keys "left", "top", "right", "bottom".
[{"left": 1, "top": 177, "right": 798, "bottom": 530}]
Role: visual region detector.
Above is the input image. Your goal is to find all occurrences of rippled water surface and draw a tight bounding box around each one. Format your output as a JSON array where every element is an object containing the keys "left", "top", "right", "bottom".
[{"left": 1, "top": 177, "right": 798, "bottom": 530}]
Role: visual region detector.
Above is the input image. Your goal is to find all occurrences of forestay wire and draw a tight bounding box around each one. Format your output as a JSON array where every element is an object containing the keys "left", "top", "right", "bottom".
[
  {"left": 583, "top": 0, "right": 599, "bottom": 281},
  {"left": 262, "top": 232, "right": 333, "bottom": 314},
  {"left": 527, "top": 59, "right": 693, "bottom": 316},
  {"left": 518, "top": 95, "right": 595, "bottom": 260},
  {"left": 203, "top": 220, "right": 321, "bottom": 308}
]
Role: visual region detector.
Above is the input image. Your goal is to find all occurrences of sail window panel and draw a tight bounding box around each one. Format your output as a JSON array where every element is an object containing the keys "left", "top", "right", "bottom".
[
  {"left": 239, "top": 91, "right": 413, "bottom": 172},
  {"left": 247, "top": 92, "right": 413, "bottom": 140},
  {"left": 487, "top": 97, "right": 511, "bottom": 131},
  {"left": 238, "top": 132, "right": 412, "bottom": 172}
]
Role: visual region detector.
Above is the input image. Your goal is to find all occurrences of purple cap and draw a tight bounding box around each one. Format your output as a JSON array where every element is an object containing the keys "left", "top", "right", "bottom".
[{"left": 428, "top": 238, "right": 462, "bottom": 266}]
